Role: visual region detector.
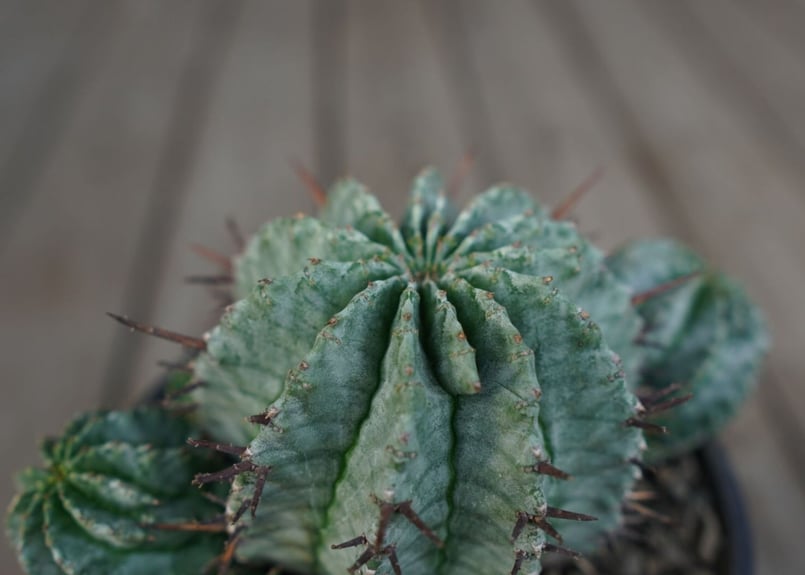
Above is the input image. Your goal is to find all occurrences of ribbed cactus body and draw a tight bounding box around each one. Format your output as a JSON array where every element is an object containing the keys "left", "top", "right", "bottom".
[
  {"left": 7, "top": 168, "right": 769, "bottom": 575},
  {"left": 6, "top": 408, "right": 225, "bottom": 575},
  {"left": 194, "top": 170, "right": 644, "bottom": 574},
  {"left": 607, "top": 240, "right": 769, "bottom": 460}
]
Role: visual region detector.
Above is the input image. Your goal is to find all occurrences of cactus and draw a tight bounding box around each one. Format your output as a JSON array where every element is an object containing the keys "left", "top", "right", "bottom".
[
  {"left": 6, "top": 406, "right": 228, "bottom": 575},
  {"left": 607, "top": 239, "right": 770, "bottom": 461},
  {"left": 7, "top": 168, "right": 768, "bottom": 575}
]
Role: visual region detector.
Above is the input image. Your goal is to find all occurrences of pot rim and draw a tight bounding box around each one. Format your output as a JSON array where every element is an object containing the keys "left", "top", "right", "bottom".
[{"left": 698, "top": 441, "right": 753, "bottom": 575}]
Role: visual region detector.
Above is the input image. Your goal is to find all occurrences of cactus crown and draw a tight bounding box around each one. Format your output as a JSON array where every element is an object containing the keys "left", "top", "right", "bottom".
[{"left": 7, "top": 168, "right": 768, "bottom": 575}]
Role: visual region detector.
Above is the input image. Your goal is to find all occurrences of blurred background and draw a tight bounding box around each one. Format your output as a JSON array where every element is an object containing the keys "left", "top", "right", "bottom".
[{"left": 2, "top": 0, "right": 804, "bottom": 573}]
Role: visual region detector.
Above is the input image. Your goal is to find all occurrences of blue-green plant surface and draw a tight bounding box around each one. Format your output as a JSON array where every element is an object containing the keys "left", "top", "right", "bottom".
[{"left": 7, "top": 168, "right": 768, "bottom": 575}]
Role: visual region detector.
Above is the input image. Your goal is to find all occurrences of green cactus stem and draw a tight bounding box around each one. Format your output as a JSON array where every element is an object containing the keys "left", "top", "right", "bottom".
[
  {"left": 7, "top": 167, "right": 768, "bottom": 575},
  {"left": 607, "top": 239, "right": 769, "bottom": 461},
  {"left": 192, "top": 169, "right": 644, "bottom": 574}
]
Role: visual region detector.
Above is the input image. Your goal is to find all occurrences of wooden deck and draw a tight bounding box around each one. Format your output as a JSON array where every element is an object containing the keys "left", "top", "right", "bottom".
[{"left": 1, "top": 1, "right": 804, "bottom": 572}]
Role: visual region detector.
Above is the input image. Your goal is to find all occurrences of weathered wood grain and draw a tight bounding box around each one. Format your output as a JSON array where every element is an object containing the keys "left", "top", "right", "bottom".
[
  {"left": 549, "top": 1, "right": 805, "bottom": 572},
  {"left": 455, "top": 0, "right": 681, "bottom": 247},
  {"left": 101, "top": 0, "right": 245, "bottom": 405},
  {"left": 342, "top": 0, "right": 464, "bottom": 213},
  {"left": 0, "top": 0, "right": 111, "bottom": 245},
  {"left": 127, "top": 0, "right": 315, "bottom": 401},
  {"left": 654, "top": 0, "right": 805, "bottom": 209},
  {"left": 0, "top": 2, "right": 215, "bottom": 572}
]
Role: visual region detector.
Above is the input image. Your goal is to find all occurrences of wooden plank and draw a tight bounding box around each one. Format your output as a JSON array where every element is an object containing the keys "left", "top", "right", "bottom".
[
  {"left": 635, "top": 0, "right": 805, "bottom": 441},
  {"left": 419, "top": 0, "right": 501, "bottom": 190},
  {"left": 655, "top": 0, "right": 805, "bottom": 197},
  {"left": 0, "top": 2, "right": 212, "bottom": 573},
  {"left": 312, "top": 0, "right": 348, "bottom": 185},
  {"left": 127, "top": 0, "right": 316, "bottom": 401},
  {"left": 100, "top": 0, "right": 245, "bottom": 406},
  {"left": 342, "top": 0, "right": 465, "bottom": 214},
  {"left": 545, "top": 2, "right": 805, "bottom": 572},
  {"left": 0, "top": 1, "right": 82, "bottom": 149},
  {"left": 455, "top": 0, "right": 679, "bottom": 248},
  {"left": 0, "top": 0, "right": 110, "bottom": 244},
  {"left": 735, "top": 0, "right": 805, "bottom": 57}
]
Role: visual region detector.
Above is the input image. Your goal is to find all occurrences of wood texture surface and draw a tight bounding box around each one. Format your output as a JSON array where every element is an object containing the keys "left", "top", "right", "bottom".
[{"left": 1, "top": 1, "right": 803, "bottom": 573}]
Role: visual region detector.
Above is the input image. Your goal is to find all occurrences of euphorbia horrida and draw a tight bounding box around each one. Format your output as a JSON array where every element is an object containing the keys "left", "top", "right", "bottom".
[{"left": 7, "top": 168, "right": 768, "bottom": 575}]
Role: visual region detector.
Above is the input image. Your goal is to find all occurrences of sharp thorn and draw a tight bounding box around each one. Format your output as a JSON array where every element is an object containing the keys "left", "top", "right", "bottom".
[
  {"left": 290, "top": 158, "right": 327, "bottom": 207},
  {"left": 348, "top": 547, "right": 376, "bottom": 573},
  {"left": 625, "top": 417, "right": 668, "bottom": 434},
  {"left": 511, "top": 550, "right": 527, "bottom": 575},
  {"left": 187, "top": 438, "right": 247, "bottom": 456},
  {"left": 447, "top": 149, "right": 476, "bottom": 199},
  {"left": 246, "top": 407, "right": 280, "bottom": 428},
  {"left": 542, "top": 542, "right": 583, "bottom": 559},
  {"left": 527, "top": 461, "right": 572, "bottom": 480},
  {"left": 637, "top": 382, "right": 684, "bottom": 404},
  {"left": 383, "top": 545, "right": 402, "bottom": 575},
  {"left": 107, "top": 313, "right": 207, "bottom": 350},
  {"left": 511, "top": 511, "right": 529, "bottom": 543},
  {"left": 336, "top": 497, "right": 442, "bottom": 573},
  {"left": 626, "top": 490, "right": 657, "bottom": 502},
  {"left": 191, "top": 243, "right": 233, "bottom": 272},
  {"left": 395, "top": 500, "right": 443, "bottom": 548},
  {"left": 230, "top": 497, "right": 250, "bottom": 525},
  {"left": 192, "top": 461, "right": 254, "bottom": 487},
  {"left": 249, "top": 466, "right": 270, "bottom": 518},
  {"left": 625, "top": 501, "right": 673, "bottom": 524},
  {"left": 217, "top": 529, "right": 243, "bottom": 575},
  {"left": 545, "top": 506, "right": 598, "bottom": 522},
  {"left": 374, "top": 502, "right": 395, "bottom": 549},
  {"left": 533, "top": 516, "right": 563, "bottom": 542},
  {"left": 225, "top": 217, "right": 245, "bottom": 251},
  {"left": 643, "top": 393, "right": 693, "bottom": 416},
  {"left": 331, "top": 534, "right": 369, "bottom": 550},
  {"left": 149, "top": 518, "right": 227, "bottom": 533},
  {"left": 631, "top": 272, "right": 702, "bottom": 306},
  {"left": 551, "top": 166, "right": 605, "bottom": 220}
]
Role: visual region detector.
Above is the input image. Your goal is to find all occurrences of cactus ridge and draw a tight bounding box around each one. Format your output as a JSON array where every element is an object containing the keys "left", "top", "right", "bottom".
[
  {"left": 5, "top": 408, "right": 226, "bottom": 575},
  {"left": 193, "top": 168, "right": 644, "bottom": 574}
]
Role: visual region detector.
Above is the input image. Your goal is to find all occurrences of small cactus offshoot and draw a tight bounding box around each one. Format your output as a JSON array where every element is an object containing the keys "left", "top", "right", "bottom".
[
  {"left": 6, "top": 407, "right": 227, "bottom": 575},
  {"left": 7, "top": 168, "right": 768, "bottom": 575}
]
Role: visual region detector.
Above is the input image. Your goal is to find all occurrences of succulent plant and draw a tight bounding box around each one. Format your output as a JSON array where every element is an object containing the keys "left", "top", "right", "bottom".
[
  {"left": 6, "top": 407, "right": 227, "bottom": 575},
  {"left": 7, "top": 168, "right": 768, "bottom": 575},
  {"left": 607, "top": 239, "right": 769, "bottom": 461}
]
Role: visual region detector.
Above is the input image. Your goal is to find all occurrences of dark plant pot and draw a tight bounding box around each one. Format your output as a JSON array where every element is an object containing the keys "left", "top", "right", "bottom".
[{"left": 698, "top": 442, "right": 753, "bottom": 575}]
